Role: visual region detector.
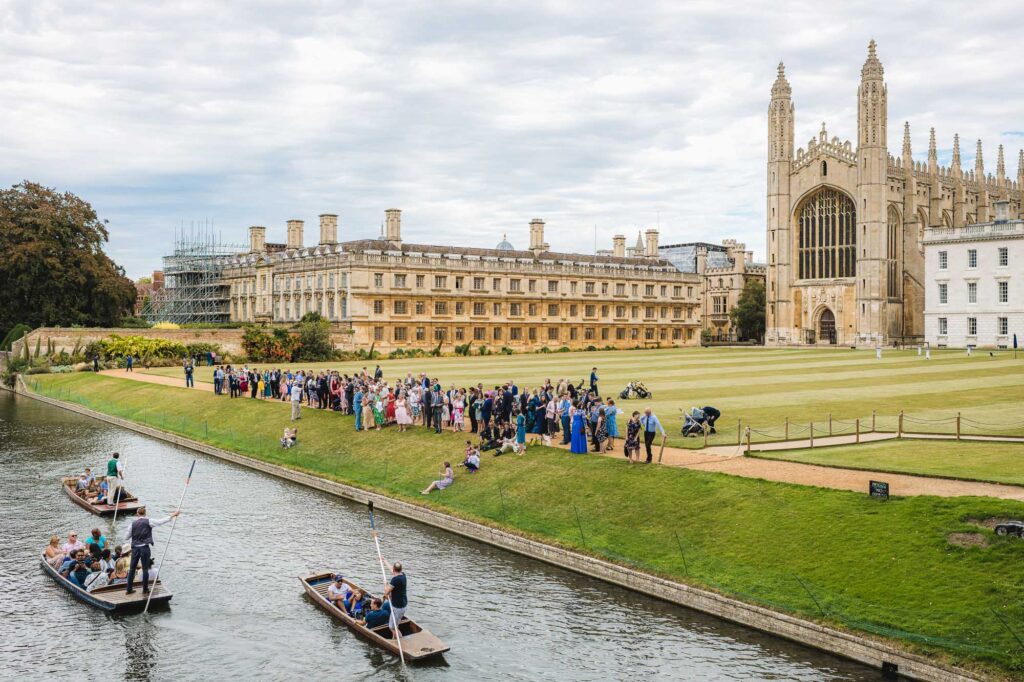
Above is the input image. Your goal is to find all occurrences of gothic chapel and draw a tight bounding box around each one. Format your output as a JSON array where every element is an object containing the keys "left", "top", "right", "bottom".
[{"left": 765, "top": 41, "right": 1024, "bottom": 346}]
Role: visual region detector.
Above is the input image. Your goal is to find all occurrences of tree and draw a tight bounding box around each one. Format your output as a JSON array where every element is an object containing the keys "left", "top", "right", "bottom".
[
  {"left": 296, "top": 313, "right": 333, "bottom": 361},
  {"left": 0, "top": 181, "right": 137, "bottom": 339},
  {"left": 729, "top": 279, "right": 766, "bottom": 343}
]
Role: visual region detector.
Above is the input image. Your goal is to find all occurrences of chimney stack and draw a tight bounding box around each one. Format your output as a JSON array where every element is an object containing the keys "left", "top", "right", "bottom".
[
  {"left": 644, "top": 229, "right": 659, "bottom": 258},
  {"left": 249, "top": 225, "right": 266, "bottom": 253},
  {"left": 319, "top": 214, "right": 338, "bottom": 245},
  {"left": 529, "top": 218, "right": 548, "bottom": 252},
  {"left": 287, "top": 219, "right": 304, "bottom": 250},
  {"left": 995, "top": 200, "right": 1010, "bottom": 223},
  {"left": 385, "top": 209, "right": 402, "bottom": 245},
  {"left": 612, "top": 235, "right": 626, "bottom": 258}
]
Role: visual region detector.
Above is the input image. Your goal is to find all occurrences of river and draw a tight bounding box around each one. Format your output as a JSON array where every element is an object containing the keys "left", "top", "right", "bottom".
[{"left": 0, "top": 391, "right": 882, "bottom": 680}]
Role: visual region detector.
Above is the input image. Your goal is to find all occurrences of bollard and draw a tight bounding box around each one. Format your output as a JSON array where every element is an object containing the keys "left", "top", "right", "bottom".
[
  {"left": 855, "top": 418, "right": 860, "bottom": 443},
  {"left": 784, "top": 417, "right": 789, "bottom": 441},
  {"left": 737, "top": 421, "right": 742, "bottom": 446},
  {"left": 872, "top": 410, "right": 876, "bottom": 432},
  {"left": 956, "top": 412, "right": 961, "bottom": 441},
  {"left": 828, "top": 413, "right": 833, "bottom": 437},
  {"left": 745, "top": 427, "right": 751, "bottom": 455},
  {"left": 898, "top": 411, "right": 904, "bottom": 438},
  {"left": 809, "top": 422, "right": 814, "bottom": 448}
]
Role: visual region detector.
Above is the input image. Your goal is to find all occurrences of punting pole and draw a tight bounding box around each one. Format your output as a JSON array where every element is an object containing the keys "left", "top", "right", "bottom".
[
  {"left": 144, "top": 459, "right": 196, "bottom": 614},
  {"left": 368, "top": 500, "right": 405, "bottom": 665}
]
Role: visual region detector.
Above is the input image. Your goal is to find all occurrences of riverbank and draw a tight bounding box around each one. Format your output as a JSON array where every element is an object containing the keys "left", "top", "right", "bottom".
[{"left": 22, "top": 373, "right": 1024, "bottom": 679}]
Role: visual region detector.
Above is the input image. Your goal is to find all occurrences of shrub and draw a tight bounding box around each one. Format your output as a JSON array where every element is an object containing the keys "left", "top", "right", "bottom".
[
  {"left": 25, "top": 365, "right": 51, "bottom": 375},
  {"left": 296, "top": 316, "right": 333, "bottom": 361},
  {"left": 499, "top": 346, "right": 513, "bottom": 355},
  {"left": 242, "top": 326, "right": 298, "bottom": 362},
  {"left": 388, "top": 348, "right": 407, "bottom": 359},
  {"left": 538, "top": 346, "right": 551, "bottom": 353},
  {"left": 454, "top": 342, "right": 473, "bottom": 356},
  {"left": 1, "top": 356, "right": 29, "bottom": 386},
  {"left": 51, "top": 365, "right": 74, "bottom": 373},
  {"left": 104, "top": 334, "right": 187, "bottom": 359},
  {"left": 1, "top": 324, "right": 31, "bottom": 351},
  {"left": 585, "top": 345, "right": 597, "bottom": 351},
  {"left": 184, "top": 342, "right": 222, "bottom": 358},
  {"left": 478, "top": 345, "right": 491, "bottom": 356},
  {"left": 152, "top": 322, "right": 181, "bottom": 330},
  {"left": 557, "top": 346, "right": 570, "bottom": 353},
  {"left": 120, "top": 316, "right": 152, "bottom": 328}
]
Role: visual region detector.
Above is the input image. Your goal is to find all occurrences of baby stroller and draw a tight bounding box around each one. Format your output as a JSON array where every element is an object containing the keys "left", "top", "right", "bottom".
[{"left": 681, "top": 407, "right": 707, "bottom": 437}]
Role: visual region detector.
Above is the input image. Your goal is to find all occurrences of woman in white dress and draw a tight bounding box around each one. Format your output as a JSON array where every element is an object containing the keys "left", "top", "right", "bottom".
[{"left": 395, "top": 391, "right": 412, "bottom": 431}]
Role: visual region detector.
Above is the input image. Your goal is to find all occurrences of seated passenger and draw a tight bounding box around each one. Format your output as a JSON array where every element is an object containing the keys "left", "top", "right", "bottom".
[
  {"left": 326, "top": 574, "right": 349, "bottom": 608},
  {"left": 94, "top": 478, "right": 110, "bottom": 505},
  {"left": 44, "top": 535, "right": 65, "bottom": 568},
  {"left": 109, "top": 544, "right": 130, "bottom": 584},
  {"left": 62, "top": 532, "right": 84, "bottom": 555},
  {"left": 87, "top": 528, "right": 106, "bottom": 551},
  {"left": 75, "top": 475, "right": 89, "bottom": 492},
  {"left": 85, "top": 549, "right": 113, "bottom": 592},
  {"left": 64, "top": 551, "right": 92, "bottom": 588},
  {"left": 83, "top": 467, "right": 96, "bottom": 489},
  {"left": 345, "top": 589, "right": 367, "bottom": 618},
  {"left": 359, "top": 598, "right": 391, "bottom": 629}
]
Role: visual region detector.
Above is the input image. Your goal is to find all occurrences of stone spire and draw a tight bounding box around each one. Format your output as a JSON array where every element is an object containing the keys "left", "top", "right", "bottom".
[
  {"left": 928, "top": 127, "right": 937, "bottom": 174},
  {"left": 975, "top": 139, "right": 984, "bottom": 179},
  {"left": 861, "top": 39, "right": 884, "bottom": 80},
  {"left": 952, "top": 134, "right": 961, "bottom": 175},
  {"left": 771, "top": 61, "right": 791, "bottom": 98},
  {"left": 1019, "top": 149, "right": 1024, "bottom": 187},
  {"left": 901, "top": 122, "right": 912, "bottom": 164},
  {"left": 996, "top": 144, "right": 1006, "bottom": 185}
]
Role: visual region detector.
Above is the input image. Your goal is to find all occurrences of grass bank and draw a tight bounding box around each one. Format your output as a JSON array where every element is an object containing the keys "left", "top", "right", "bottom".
[
  {"left": 30, "top": 372, "right": 1024, "bottom": 677},
  {"left": 140, "top": 346, "right": 1024, "bottom": 449},
  {"left": 755, "top": 440, "right": 1024, "bottom": 487}
]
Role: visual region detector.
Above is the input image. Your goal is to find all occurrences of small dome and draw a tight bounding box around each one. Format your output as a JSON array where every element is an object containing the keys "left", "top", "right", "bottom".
[{"left": 495, "top": 233, "right": 515, "bottom": 251}]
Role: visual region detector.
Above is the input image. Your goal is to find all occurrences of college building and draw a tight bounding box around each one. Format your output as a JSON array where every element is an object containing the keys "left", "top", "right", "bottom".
[
  {"left": 924, "top": 200, "right": 1022, "bottom": 348},
  {"left": 766, "top": 41, "right": 1024, "bottom": 346},
  {"left": 221, "top": 211, "right": 705, "bottom": 352}
]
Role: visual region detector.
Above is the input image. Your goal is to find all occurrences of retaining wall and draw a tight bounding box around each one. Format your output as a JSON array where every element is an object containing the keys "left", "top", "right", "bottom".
[{"left": 8, "top": 379, "right": 984, "bottom": 682}]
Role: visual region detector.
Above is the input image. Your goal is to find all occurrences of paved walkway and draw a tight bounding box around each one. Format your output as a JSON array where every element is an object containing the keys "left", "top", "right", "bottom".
[{"left": 97, "top": 369, "right": 1024, "bottom": 501}]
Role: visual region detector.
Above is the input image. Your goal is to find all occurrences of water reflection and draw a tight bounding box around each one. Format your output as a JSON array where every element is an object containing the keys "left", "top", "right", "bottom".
[{"left": 0, "top": 392, "right": 881, "bottom": 680}]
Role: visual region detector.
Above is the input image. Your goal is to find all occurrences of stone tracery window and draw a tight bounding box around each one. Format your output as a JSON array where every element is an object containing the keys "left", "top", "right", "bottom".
[
  {"left": 887, "top": 205, "right": 900, "bottom": 300},
  {"left": 797, "top": 188, "right": 856, "bottom": 279}
]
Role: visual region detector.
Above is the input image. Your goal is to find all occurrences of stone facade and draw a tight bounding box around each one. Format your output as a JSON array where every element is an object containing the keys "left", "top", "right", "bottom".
[
  {"left": 766, "top": 41, "right": 1024, "bottom": 347},
  {"left": 659, "top": 240, "right": 766, "bottom": 340},
  {"left": 222, "top": 212, "right": 704, "bottom": 352},
  {"left": 924, "top": 201, "right": 1022, "bottom": 348}
]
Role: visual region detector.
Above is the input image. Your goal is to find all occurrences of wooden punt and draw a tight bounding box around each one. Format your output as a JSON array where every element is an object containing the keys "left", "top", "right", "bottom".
[
  {"left": 40, "top": 552, "right": 172, "bottom": 613},
  {"left": 62, "top": 476, "right": 142, "bottom": 517},
  {"left": 299, "top": 571, "right": 449, "bottom": 661}
]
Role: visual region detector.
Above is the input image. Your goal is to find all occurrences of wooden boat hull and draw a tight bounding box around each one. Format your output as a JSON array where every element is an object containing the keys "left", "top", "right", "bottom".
[
  {"left": 40, "top": 553, "right": 172, "bottom": 613},
  {"left": 62, "top": 476, "right": 142, "bottom": 517},
  {"left": 300, "top": 571, "right": 449, "bottom": 661}
]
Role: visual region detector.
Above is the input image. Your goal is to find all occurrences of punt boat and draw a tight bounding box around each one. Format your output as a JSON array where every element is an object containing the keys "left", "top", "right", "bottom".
[
  {"left": 40, "top": 552, "right": 172, "bottom": 612},
  {"left": 299, "top": 571, "right": 449, "bottom": 661},
  {"left": 62, "top": 476, "right": 142, "bottom": 516}
]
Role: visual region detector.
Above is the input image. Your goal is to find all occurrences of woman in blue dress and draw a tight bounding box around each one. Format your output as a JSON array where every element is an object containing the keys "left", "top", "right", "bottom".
[
  {"left": 570, "top": 402, "right": 588, "bottom": 454},
  {"left": 515, "top": 410, "right": 527, "bottom": 455}
]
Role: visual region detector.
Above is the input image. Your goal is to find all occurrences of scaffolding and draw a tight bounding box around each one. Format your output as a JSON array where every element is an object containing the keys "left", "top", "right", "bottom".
[{"left": 149, "top": 224, "right": 245, "bottom": 325}]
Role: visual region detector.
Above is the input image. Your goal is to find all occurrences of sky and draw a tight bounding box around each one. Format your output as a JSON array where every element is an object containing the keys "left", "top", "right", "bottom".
[{"left": 2, "top": 1, "right": 1023, "bottom": 279}]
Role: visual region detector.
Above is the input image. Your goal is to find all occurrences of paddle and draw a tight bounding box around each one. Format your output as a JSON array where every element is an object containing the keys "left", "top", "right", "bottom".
[
  {"left": 368, "top": 500, "right": 405, "bottom": 665},
  {"left": 144, "top": 459, "right": 196, "bottom": 614}
]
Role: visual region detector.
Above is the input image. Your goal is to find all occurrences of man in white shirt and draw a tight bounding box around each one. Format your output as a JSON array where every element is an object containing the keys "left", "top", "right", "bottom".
[
  {"left": 291, "top": 382, "right": 303, "bottom": 421},
  {"left": 327, "top": 574, "right": 350, "bottom": 609}
]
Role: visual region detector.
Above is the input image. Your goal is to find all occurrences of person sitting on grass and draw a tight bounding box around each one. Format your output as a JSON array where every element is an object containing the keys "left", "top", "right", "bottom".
[
  {"left": 280, "top": 427, "right": 298, "bottom": 448},
  {"left": 358, "top": 598, "right": 391, "bottom": 629},
  {"left": 327, "top": 574, "right": 349, "bottom": 609},
  {"left": 495, "top": 423, "right": 518, "bottom": 456},
  {"left": 459, "top": 442, "right": 481, "bottom": 473},
  {"left": 478, "top": 425, "right": 500, "bottom": 452},
  {"left": 421, "top": 461, "right": 454, "bottom": 495}
]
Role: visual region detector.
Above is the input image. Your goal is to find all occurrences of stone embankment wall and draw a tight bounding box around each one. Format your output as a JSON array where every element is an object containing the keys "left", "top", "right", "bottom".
[{"left": 6, "top": 380, "right": 983, "bottom": 682}]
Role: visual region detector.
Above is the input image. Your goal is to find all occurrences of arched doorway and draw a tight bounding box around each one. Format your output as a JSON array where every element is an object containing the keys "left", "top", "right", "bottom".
[{"left": 818, "top": 308, "right": 837, "bottom": 344}]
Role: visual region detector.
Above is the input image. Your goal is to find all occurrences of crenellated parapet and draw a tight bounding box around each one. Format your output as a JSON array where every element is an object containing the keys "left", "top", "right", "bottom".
[{"left": 793, "top": 123, "right": 857, "bottom": 172}]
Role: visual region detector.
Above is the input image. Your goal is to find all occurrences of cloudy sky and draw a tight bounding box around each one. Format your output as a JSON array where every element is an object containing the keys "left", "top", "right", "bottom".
[{"left": 2, "top": 1, "right": 1023, "bottom": 278}]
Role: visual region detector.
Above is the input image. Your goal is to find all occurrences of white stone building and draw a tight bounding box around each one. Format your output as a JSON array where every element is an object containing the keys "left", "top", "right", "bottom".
[{"left": 924, "top": 201, "right": 1023, "bottom": 348}]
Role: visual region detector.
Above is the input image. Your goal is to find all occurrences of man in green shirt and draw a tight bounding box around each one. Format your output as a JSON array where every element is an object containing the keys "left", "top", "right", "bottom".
[{"left": 106, "top": 452, "right": 124, "bottom": 504}]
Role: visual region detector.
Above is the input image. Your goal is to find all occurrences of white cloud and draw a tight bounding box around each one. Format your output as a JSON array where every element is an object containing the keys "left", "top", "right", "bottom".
[{"left": 1, "top": 0, "right": 1022, "bottom": 277}]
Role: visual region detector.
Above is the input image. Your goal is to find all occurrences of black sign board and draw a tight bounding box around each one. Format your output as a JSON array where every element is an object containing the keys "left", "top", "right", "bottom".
[{"left": 869, "top": 480, "right": 889, "bottom": 500}]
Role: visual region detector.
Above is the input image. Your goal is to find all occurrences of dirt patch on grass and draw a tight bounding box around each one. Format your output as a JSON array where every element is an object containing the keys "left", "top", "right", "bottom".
[{"left": 948, "top": 532, "right": 989, "bottom": 548}]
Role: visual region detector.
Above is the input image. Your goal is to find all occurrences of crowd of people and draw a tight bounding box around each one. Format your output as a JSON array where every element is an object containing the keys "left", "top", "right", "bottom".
[{"left": 45, "top": 528, "right": 130, "bottom": 592}]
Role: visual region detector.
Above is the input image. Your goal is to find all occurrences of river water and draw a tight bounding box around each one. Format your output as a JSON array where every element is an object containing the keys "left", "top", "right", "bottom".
[{"left": 0, "top": 392, "right": 881, "bottom": 680}]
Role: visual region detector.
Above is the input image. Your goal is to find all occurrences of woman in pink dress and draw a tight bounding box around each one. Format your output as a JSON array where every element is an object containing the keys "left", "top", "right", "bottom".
[
  {"left": 395, "top": 391, "right": 412, "bottom": 432},
  {"left": 451, "top": 392, "right": 465, "bottom": 432}
]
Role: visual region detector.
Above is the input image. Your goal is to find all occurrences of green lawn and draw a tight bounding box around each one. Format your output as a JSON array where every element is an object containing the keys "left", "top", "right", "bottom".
[
  {"left": 141, "top": 346, "right": 1024, "bottom": 448},
  {"left": 755, "top": 439, "right": 1024, "bottom": 486},
  {"left": 29, "top": 371, "right": 1024, "bottom": 676}
]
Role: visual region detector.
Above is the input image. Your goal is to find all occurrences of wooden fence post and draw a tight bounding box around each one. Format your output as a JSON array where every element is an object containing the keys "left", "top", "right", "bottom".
[
  {"left": 745, "top": 427, "right": 751, "bottom": 455},
  {"left": 784, "top": 417, "right": 789, "bottom": 441},
  {"left": 828, "top": 413, "right": 833, "bottom": 436},
  {"left": 737, "top": 421, "right": 742, "bottom": 446},
  {"left": 956, "top": 412, "right": 961, "bottom": 441},
  {"left": 871, "top": 410, "right": 876, "bottom": 432},
  {"left": 898, "top": 411, "right": 904, "bottom": 438},
  {"left": 855, "top": 418, "right": 860, "bottom": 443},
  {"left": 809, "top": 422, "right": 814, "bottom": 448}
]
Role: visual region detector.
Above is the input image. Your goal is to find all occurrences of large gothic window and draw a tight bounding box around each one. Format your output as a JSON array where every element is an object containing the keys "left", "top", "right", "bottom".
[
  {"left": 797, "top": 188, "right": 856, "bottom": 279},
  {"left": 887, "top": 205, "right": 901, "bottom": 300}
]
